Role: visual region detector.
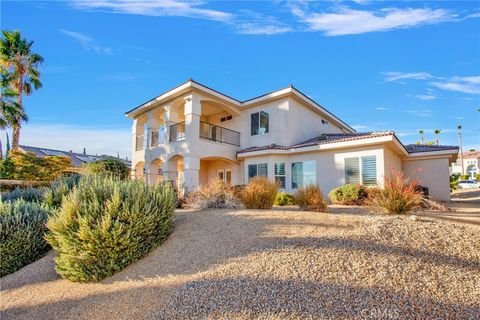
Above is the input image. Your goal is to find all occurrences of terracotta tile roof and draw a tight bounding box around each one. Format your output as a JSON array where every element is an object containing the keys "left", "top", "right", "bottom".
[
  {"left": 404, "top": 144, "right": 459, "bottom": 154},
  {"left": 237, "top": 131, "right": 394, "bottom": 154},
  {"left": 461, "top": 150, "right": 480, "bottom": 158}
]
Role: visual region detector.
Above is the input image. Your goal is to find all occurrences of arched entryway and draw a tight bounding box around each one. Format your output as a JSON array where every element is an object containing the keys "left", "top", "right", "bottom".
[
  {"left": 166, "top": 155, "right": 184, "bottom": 190},
  {"left": 149, "top": 158, "right": 164, "bottom": 185},
  {"left": 133, "top": 161, "right": 145, "bottom": 180},
  {"left": 199, "top": 156, "right": 240, "bottom": 186},
  {"left": 466, "top": 164, "right": 478, "bottom": 180}
]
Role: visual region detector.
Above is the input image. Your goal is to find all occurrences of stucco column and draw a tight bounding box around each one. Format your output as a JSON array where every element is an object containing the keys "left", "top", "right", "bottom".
[
  {"left": 131, "top": 119, "right": 144, "bottom": 179},
  {"left": 183, "top": 156, "right": 200, "bottom": 192},
  {"left": 184, "top": 94, "right": 201, "bottom": 148}
]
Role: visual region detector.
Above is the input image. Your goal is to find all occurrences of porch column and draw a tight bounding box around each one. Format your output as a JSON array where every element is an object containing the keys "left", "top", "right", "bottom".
[
  {"left": 131, "top": 118, "right": 144, "bottom": 179},
  {"left": 163, "top": 104, "right": 174, "bottom": 143},
  {"left": 184, "top": 94, "right": 201, "bottom": 149},
  {"left": 183, "top": 156, "right": 200, "bottom": 192}
]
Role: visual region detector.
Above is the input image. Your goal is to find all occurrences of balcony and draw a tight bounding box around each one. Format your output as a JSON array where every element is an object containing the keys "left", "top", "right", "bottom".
[
  {"left": 169, "top": 122, "right": 186, "bottom": 142},
  {"left": 200, "top": 121, "right": 240, "bottom": 146},
  {"left": 135, "top": 135, "right": 144, "bottom": 151}
]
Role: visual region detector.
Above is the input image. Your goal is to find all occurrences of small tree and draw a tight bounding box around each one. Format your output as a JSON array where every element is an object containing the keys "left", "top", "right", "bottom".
[
  {"left": 418, "top": 129, "right": 424, "bottom": 144},
  {"left": 85, "top": 158, "right": 130, "bottom": 180},
  {"left": 434, "top": 129, "right": 441, "bottom": 145}
]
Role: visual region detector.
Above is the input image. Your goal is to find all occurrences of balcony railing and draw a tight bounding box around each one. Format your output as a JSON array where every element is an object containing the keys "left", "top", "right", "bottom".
[
  {"left": 169, "top": 122, "right": 186, "bottom": 142},
  {"left": 135, "top": 135, "right": 144, "bottom": 151},
  {"left": 200, "top": 121, "right": 240, "bottom": 146}
]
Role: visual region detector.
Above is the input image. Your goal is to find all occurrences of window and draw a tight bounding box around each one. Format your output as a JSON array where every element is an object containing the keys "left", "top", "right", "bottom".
[
  {"left": 251, "top": 111, "right": 269, "bottom": 135},
  {"left": 248, "top": 163, "right": 268, "bottom": 181},
  {"left": 344, "top": 156, "right": 377, "bottom": 186},
  {"left": 217, "top": 169, "right": 232, "bottom": 184},
  {"left": 275, "top": 162, "right": 286, "bottom": 188},
  {"left": 291, "top": 161, "right": 316, "bottom": 189},
  {"left": 220, "top": 115, "right": 232, "bottom": 122}
]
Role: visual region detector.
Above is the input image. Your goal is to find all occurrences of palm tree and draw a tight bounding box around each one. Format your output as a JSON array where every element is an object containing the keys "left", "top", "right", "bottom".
[
  {"left": 418, "top": 129, "right": 424, "bottom": 144},
  {"left": 0, "top": 74, "right": 28, "bottom": 130},
  {"left": 0, "top": 30, "right": 43, "bottom": 149},
  {"left": 434, "top": 129, "right": 441, "bottom": 145}
]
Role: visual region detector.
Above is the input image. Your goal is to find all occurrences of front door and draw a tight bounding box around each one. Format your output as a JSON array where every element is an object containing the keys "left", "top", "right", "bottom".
[{"left": 217, "top": 169, "right": 232, "bottom": 184}]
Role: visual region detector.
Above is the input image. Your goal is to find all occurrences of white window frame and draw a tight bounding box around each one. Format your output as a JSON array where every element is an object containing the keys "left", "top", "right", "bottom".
[
  {"left": 250, "top": 111, "right": 269, "bottom": 136},
  {"left": 248, "top": 163, "right": 268, "bottom": 182},
  {"left": 274, "top": 162, "right": 286, "bottom": 189},
  {"left": 217, "top": 169, "right": 232, "bottom": 184},
  {"left": 344, "top": 156, "right": 377, "bottom": 186}
]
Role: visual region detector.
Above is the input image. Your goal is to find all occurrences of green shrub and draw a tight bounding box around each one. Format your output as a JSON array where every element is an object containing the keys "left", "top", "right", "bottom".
[
  {"left": 85, "top": 159, "right": 130, "bottom": 180},
  {"left": 241, "top": 177, "right": 279, "bottom": 209},
  {"left": 476, "top": 173, "right": 480, "bottom": 181},
  {"left": 274, "top": 192, "right": 295, "bottom": 206},
  {"left": 328, "top": 184, "right": 368, "bottom": 205},
  {"left": 186, "top": 179, "right": 242, "bottom": 210},
  {"left": 1, "top": 187, "right": 46, "bottom": 203},
  {"left": 367, "top": 170, "right": 423, "bottom": 214},
  {"left": 295, "top": 184, "right": 328, "bottom": 212},
  {"left": 460, "top": 174, "right": 470, "bottom": 180},
  {"left": 0, "top": 200, "right": 51, "bottom": 277},
  {"left": 46, "top": 176, "right": 176, "bottom": 282},
  {"left": 43, "top": 175, "right": 80, "bottom": 209}
]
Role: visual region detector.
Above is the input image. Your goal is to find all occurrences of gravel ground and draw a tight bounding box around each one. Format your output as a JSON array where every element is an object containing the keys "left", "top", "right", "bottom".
[{"left": 1, "top": 207, "right": 479, "bottom": 320}]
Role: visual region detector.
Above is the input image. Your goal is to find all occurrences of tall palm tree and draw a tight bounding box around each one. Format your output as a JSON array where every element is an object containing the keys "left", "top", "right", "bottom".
[
  {"left": 434, "top": 129, "right": 441, "bottom": 145},
  {"left": 0, "top": 74, "right": 28, "bottom": 130},
  {"left": 0, "top": 30, "right": 43, "bottom": 149},
  {"left": 418, "top": 129, "right": 424, "bottom": 144}
]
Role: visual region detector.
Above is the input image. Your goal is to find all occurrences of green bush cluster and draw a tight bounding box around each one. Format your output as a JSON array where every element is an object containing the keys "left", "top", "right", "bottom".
[
  {"left": 328, "top": 184, "right": 368, "bottom": 205},
  {"left": 274, "top": 192, "right": 295, "bottom": 206},
  {"left": 1, "top": 187, "right": 46, "bottom": 203},
  {"left": 85, "top": 159, "right": 130, "bottom": 180},
  {"left": 0, "top": 200, "right": 51, "bottom": 277},
  {"left": 46, "top": 176, "right": 176, "bottom": 282},
  {"left": 43, "top": 175, "right": 80, "bottom": 208}
]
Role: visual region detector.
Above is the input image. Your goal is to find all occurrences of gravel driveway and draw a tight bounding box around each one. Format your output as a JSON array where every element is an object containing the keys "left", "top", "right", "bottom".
[{"left": 1, "top": 207, "right": 479, "bottom": 319}]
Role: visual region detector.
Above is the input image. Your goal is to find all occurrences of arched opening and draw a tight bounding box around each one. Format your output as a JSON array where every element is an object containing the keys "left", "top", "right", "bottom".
[
  {"left": 199, "top": 156, "right": 240, "bottom": 186},
  {"left": 149, "top": 158, "right": 164, "bottom": 184},
  {"left": 167, "top": 155, "right": 184, "bottom": 190},
  {"left": 133, "top": 161, "right": 145, "bottom": 180}
]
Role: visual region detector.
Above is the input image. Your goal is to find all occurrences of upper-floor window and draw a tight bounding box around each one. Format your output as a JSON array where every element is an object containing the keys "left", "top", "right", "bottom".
[
  {"left": 345, "top": 156, "right": 377, "bottom": 186},
  {"left": 251, "top": 111, "right": 269, "bottom": 136}
]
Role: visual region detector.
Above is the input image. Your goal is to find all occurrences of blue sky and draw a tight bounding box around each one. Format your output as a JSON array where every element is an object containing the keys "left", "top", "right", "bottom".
[{"left": 2, "top": 0, "right": 479, "bottom": 158}]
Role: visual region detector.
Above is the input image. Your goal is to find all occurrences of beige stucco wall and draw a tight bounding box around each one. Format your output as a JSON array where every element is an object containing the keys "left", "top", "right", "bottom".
[
  {"left": 200, "top": 159, "right": 242, "bottom": 186},
  {"left": 243, "top": 145, "right": 385, "bottom": 196},
  {"left": 402, "top": 158, "right": 451, "bottom": 201},
  {"left": 383, "top": 145, "right": 403, "bottom": 179}
]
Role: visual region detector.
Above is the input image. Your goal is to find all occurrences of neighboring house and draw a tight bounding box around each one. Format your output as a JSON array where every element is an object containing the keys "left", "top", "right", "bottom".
[
  {"left": 125, "top": 79, "right": 458, "bottom": 201},
  {"left": 19, "top": 145, "right": 131, "bottom": 169},
  {"left": 450, "top": 151, "right": 479, "bottom": 179}
]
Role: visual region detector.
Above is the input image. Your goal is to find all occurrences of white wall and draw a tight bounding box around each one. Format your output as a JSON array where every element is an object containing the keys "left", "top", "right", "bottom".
[{"left": 402, "top": 158, "right": 451, "bottom": 201}]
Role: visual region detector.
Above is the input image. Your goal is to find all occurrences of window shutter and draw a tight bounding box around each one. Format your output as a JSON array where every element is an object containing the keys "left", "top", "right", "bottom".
[
  {"left": 258, "top": 163, "right": 268, "bottom": 177},
  {"left": 251, "top": 113, "right": 259, "bottom": 135},
  {"left": 345, "top": 157, "right": 360, "bottom": 184},
  {"left": 275, "top": 162, "right": 286, "bottom": 188},
  {"left": 361, "top": 156, "right": 377, "bottom": 186},
  {"left": 248, "top": 164, "right": 257, "bottom": 179}
]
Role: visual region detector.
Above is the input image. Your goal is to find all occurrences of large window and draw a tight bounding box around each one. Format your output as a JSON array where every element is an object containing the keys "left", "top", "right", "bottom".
[
  {"left": 274, "top": 162, "right": 286, "bottom": 189},
  {"left": 251, "top": 111, "right": 269, "bottom": 136},
  {"left": 248, "top": 163, "right": 268, "bottom": 181},
  {"left": 345, "top": 156, "right": 377, "bottom": 186},
  {"left": 291, "top": 161, "right": 316, "bottom": 189}
]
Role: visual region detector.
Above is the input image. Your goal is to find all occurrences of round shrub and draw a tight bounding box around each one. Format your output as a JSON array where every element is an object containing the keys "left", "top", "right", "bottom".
[
  {"left": 295, "top": 184, "right": 327, "bottom": 212},
  {"left": 85, "top": 158, "right": 130, "bottom": 180},
  {"left": 45, "top": 176, "right": 176, "bottom": 282},
  {"left": 1, "top": 187, "right": 46, "bottom": 203},
  {"left": 274, "top": 192, "right": 295, "bottom": 206},
  {"left": 0, "top": 200, "right": 51, "bottom": 277},
  {"left": 241, "top": 177, "right": 278, "bottom": 209},
  {"left": 328, "top": 184, "right": 368, "bottom": 205},
  {"left": 186, "top": 179, "right": 242, "bottom": 210}
]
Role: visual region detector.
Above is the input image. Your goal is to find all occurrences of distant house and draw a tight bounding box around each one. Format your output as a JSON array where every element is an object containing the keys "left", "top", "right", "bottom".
[
  {"left": 125, "top": 79, "right": 458, "bottom": 201},
  {"left": 451, "top": 151, "right": 479, "bottom": 179},
  {"left": 18, "top": 145, "right": 131, "bottom": 168}
]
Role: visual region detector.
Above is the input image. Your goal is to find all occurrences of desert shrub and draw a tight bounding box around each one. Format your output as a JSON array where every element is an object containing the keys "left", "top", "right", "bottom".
[
  {"left": 241, "top": 177, "right": 278, "bottom": 209},
  {"left": 274, "top": 192, "right": 295, "bottom": 206},
  {"left": 460, "top": 174, "right": 470, "bottom": 180},
  {"left": 45, "top": 176, "right": 176, "bottom": 282},
  {"left": 295, "top": 184, "right": 328, "bottom": 212},
  {"left": 43, "top": 175, "right": 81, "bottom": 209},
  {"left": 85, "top": 159, "right": 130, "bottom": 180},
  {"left": 186, "top": 179, "right": 242, "bottom": 210},
  {"left": 450, "top": 173, "right": 461, "bottom": 190},
  {"left": 328, "top": 184, "right": 368, "bottom": 205},
  {"left": 6, "top": 150, "right": 71, "bottom": 181},
  {"left": 476, "top": 173, "right": 480, "bottom": 181},
  {"left": 1, "top": 187, "right": 46, "bottom": 203},
  {"left": 367, "top": 170, "right": 423, "bottom": 214},
  {"left": 0, "top": 200, "right": 51, "bottom": 277}
]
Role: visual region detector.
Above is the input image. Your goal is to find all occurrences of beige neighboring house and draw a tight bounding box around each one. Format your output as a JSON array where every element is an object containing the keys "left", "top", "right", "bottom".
[
  {"left": 450, "top": 151, "right": 479, "bottom": 179},
  {"left": 125, "top": 79, "right": 458, "bottom": 201}
]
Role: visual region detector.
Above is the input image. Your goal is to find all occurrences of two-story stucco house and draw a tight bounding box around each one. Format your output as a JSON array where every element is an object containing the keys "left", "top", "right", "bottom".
[{"left": 126, "top": 79, "right": 458, "bottom": 201}]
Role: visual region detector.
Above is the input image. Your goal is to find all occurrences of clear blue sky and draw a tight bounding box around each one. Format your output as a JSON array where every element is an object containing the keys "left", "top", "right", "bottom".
[{"left": 2, "top": 0, "right": 479, "bottom": 158}]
